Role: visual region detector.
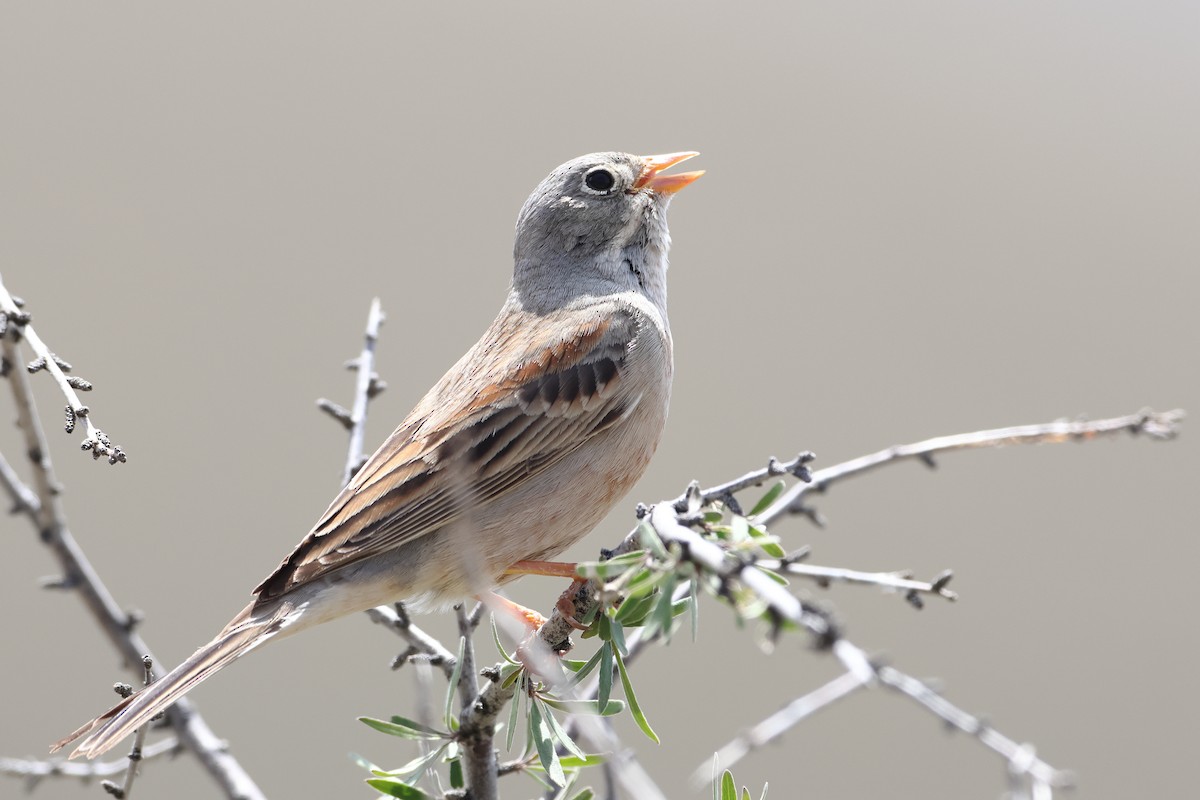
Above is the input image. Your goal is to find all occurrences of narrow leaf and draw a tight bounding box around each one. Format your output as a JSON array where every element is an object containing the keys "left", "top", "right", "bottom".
[
  {"left": 491, "top": 613, "right": 519, "bottom": 665},
  {"left": 449, "top": 757, "right": 464, "bottom": 789},
  {"left": 366, "top": 777, "right": 434, "bottom": 799},
  {"left": 690, "top": 575, "right": 700, "bottom": 641},
  {"left": 540, "top": 698, "right": 588, "bottom": 759},
  {"left": 530, "top": 698, "right": 566, "bottom": 785},
  {"left": 608, "top": 618, "right": 629, "bottom": 656},
  {"left": 637, "top": 520, "right": 668, "bottom": 559},
  {"left": 538, "top": 696, "right": 626, "bottom": 716},
  {"left": 505, "top": 679, "right": 521, "bottom": 751},
  {"left": 613, "top": 591, "right": 657, "bottom": 625},
  {"left": 720, "top": 770, "right": 737, "bottom": 800},
  {"left": 570, "top": 790, "right": 596, "bottom": 800},
  {"left": 749, "top": 479, "right": 786, "bottom": 516},
  {"left": 560, "top": 754, "right": 607, "bottom": 768},
  {"left": 444, "top": 635, "right": 466, "bottom": 730},
  {"left": 371, "top": 744, "right": 447, "bottom": 778},
  {"left": 747, "top": 522, "right": 787, "bottom": 558},
  {"left": 567, "top": 645, "right": 606, "bottom": 687},
  {"left": 613, "top": 647, "right": 659, "bottom": 743},
  {"left": 597, "top": 642, "right": 613, "bottom": 713},
  {"left": 358, "top": 716, "right": 447, "bottom": 740}
]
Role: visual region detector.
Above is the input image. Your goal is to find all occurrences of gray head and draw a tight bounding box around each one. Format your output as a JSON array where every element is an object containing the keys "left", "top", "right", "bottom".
[{"left": 512, "top": 151, "right": 702, "bottom": 309}]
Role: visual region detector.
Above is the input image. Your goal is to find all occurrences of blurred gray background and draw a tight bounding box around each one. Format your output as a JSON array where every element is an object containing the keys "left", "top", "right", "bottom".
[{"left": 1, "top": 2, "right": 1196, "bottom": 798}]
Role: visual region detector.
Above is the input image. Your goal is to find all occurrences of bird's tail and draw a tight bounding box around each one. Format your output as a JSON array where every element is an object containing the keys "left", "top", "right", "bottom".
[{"left": 51, "top": 600, "right": 290, "bottom": 759}]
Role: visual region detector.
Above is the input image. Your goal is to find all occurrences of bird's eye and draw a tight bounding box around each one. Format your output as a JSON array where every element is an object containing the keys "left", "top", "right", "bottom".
[{"left": 584, "top": 168, "right": 615, "bottom": 193}]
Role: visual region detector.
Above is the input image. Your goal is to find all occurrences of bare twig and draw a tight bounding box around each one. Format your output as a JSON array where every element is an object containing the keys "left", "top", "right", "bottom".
[
  {"left": 0, "top": 737, "right": 181, "bottom": 790},
  {"left": 101, "top": 656, "right": 156, "bottom": 799},
  {"left": 1, "top": 334, "right": 265, "bottom": 799},
  {"left": 317, "top": 297, "right": 385, "bottom": 486},
  {"left": 0, "top": 273, "right": 125, "bottom": 463},
  {"left": 365, "top": 603, "right": 457, "bottom": 679},
  {"left": 758, "top": 409, "right": 1185, "bottom": 525},
  {"left": 760, "top": 560, "right": 957, "bottom": 606},
  {"left": 699, "top": 652, "right": 1074, "bottom": 792}
]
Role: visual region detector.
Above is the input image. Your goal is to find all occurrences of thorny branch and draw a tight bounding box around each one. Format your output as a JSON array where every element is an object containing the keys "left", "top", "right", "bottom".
[
  {"left": 0, "top": 328, "right": 264, "bottom": 798},
  {"left": 0, "top": 274, "right": 125, "bottom": 463}
]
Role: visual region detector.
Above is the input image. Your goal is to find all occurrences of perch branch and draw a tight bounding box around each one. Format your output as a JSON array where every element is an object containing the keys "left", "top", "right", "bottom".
[
  {"left": 0, "top": 334, "right": 264, "bottom": 800},
  {"left": 758, "top": 409, "right": 1184, "bottom": 525},
  {"left": 0, "top": 273, "right": 125, "bottom": 463}
]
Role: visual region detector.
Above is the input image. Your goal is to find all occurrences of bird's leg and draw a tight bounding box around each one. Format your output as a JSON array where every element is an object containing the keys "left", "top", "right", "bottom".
[
  {"left": 504, "top": 559, "right": 579, "bottom": 578},
  {"left": 500, "top": 560, "right": 589, "bottom": 631}
]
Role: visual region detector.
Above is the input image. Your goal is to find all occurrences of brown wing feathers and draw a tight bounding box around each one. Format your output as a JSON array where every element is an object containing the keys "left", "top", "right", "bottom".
[{"left": 253, "top": 310, "right": 634, "bottom": 601}]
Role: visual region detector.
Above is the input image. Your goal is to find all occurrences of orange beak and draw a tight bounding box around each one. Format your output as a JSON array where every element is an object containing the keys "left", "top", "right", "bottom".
[{"left": 633, "top": 151, "right": 704, "bottom": 194}]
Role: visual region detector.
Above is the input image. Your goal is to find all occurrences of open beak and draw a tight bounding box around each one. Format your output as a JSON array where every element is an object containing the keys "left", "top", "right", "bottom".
[{"left": 633, "top": 151, "right": 704, "bottom": 195}]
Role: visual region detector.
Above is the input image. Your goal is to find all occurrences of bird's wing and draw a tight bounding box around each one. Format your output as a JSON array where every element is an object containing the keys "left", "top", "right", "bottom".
[{"left": 253, "top": 304, "right": 643, "bottom": 600}]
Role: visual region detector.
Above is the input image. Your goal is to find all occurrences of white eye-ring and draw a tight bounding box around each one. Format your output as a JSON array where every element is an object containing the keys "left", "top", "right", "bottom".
[{"left": 583, "top": 167, "right": 616, "bottom": 194}]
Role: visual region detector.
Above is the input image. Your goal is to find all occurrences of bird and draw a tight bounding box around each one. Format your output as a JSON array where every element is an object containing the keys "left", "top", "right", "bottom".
[{"left": 52, "top": 150, "right": 703, "bottom": 759}]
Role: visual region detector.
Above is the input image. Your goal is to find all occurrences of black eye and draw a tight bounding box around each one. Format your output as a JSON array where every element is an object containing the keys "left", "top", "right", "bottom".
[{"left": 584, "top": 168, "right": 615, "bottom": 192}]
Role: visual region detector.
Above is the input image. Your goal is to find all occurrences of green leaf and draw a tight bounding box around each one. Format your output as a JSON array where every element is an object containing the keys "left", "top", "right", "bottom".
[
  {"left": 560, "top": 754, "right": 607, "bottom": 769},
  {"left": 757, "top": 566, "right": 789, "bottom": 586},
  {"left": 749, "top": 479, "right": 786, "bottom": 517},
  {"left": 742, "top": 789, "right": 752, "bottom": 800},
  {"left": 637, "top": 520, "right": 668, "bottom": 559},
  {"left": 608, "top": 618, "right": 629, "bottom": 656},
  {"left": 597, "top": 642, "right": 614, "bottom": 713},
  {"left": 747, "top": 521, "right": 787, "bottom": 558},
  {"left": 500, "top": 662, "right": 525, "bottom": 689},
  {"left": 575, "top": 550, "right": 647, "bottom": 579},
  {"left": 569, "top": 790, "right": 596, "bottom": 800},
  {"left": 371, "top": 744, "right": 448, "bottom": 782},
  {"left": 624, "top": 568, "right": 668, "bottom": 601},
  {"left": 444, "top": 635, "right": 466, "bottom": 730},
  {"left": 597, "top": 612, "right": 612, "bottom": 643},
  {"left": 690, "top": 575, "right": 700, "bottom": 641},
  {"left": 505, "top": 680, "right": 521, "bottom": 751},
  {"left": 613, "top": 590, "right": 657, "bottom": 626},
  {"left": 357, "top": 716, "right": 447, "bottom": 740},
  {"left": 566, "top": 645, "right": 606, "bottom": 687},
  {"left": 490, "top": 613, "right": 519, "bottom": 665},
  {"left": 529, "top": 696, "right": 566, "bottom": 785},
  {"left": 648, "top": 572, "right": 678, "bottom": 641},
  {"left": 613, "top": 647, "right": 659, "bottom": 743},
  {"left": 365, "top": 777, "right": 434, "bottom": 799},
  {"left": 538, "top": 696, "right": 626, "bottom": 716},
  {"left": 719, "top": 770, "right": 737, "bottom": 800},
  {"left": 449, "top": 756, "right": 464, "bottom": 789},
  {"left": 539, "top": 697, "right": 588, "bottom": 760}
]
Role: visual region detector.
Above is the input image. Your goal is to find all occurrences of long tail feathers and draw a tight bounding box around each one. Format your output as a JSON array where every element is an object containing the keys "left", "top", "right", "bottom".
[{"left": 51, "top": 602, "right": 286, "bottom": 759}]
